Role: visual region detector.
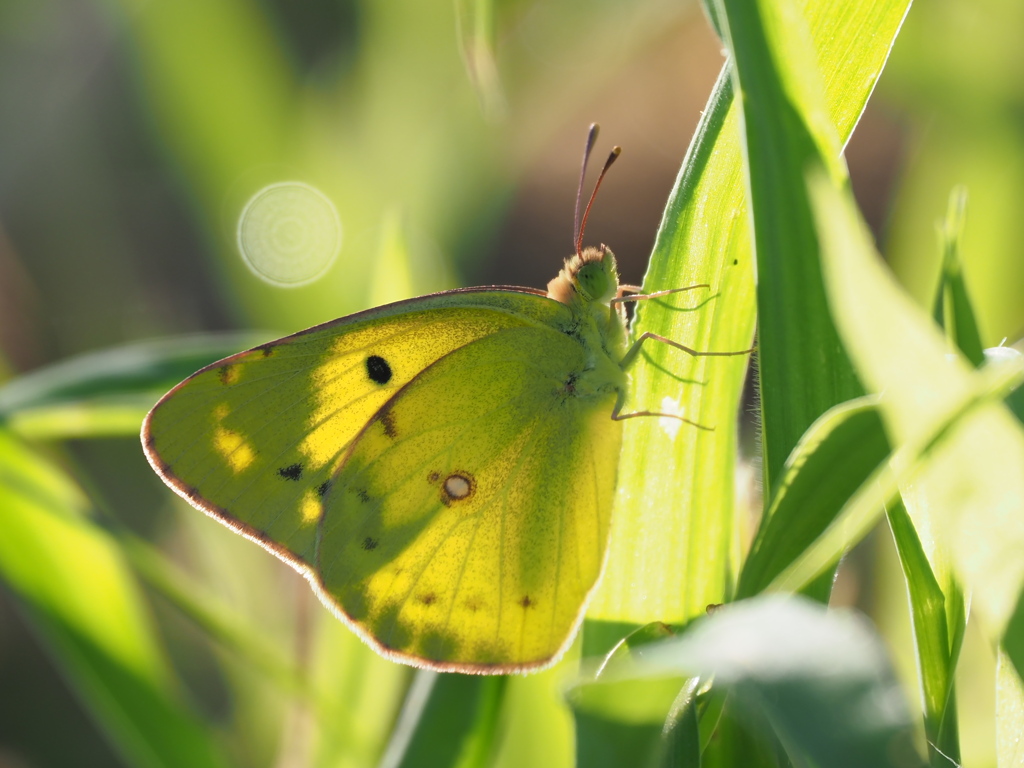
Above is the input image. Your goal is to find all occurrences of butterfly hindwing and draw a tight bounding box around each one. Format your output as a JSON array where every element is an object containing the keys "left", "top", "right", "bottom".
[
  {"left": 143, "top": 291, "right": 571, "bottom": 567},
  {"left": 313, "top": 325, "right": 623, "bottom": 672}
]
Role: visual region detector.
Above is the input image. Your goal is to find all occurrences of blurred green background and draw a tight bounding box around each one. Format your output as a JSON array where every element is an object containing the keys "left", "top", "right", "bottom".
[{"left": 0, "top": 0, "right": 1022, "bottom": 765}]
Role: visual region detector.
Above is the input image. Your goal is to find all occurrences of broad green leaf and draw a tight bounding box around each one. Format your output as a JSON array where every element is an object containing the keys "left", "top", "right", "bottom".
[
  {"left": 769, "top": 351, "right": 1024, "bottom": 594},
  {"left": 809, "top": 169, "right": 1024, "bottom": 674},
  {"left": 737, "top": 397, "right": 889, "bottom": 599},
  {"left": 626, "top": 597, "right": 925, "bottom": 768},
  {"left": 590, "top": 0, "right": 912, "bottom": 630},
  {"left": 569, "top": 624, "right": 691, "bottom": 768},
  {"left": 0, "top": 334, "right": 266, "bottom": 438},
  {"left": 700, "top": 703, "right": 790, "bottom": 768},
  {"left": 587, "top": 65, "right": 754, "bottom": 629},
  {"left": 756, "top": 349, "right": 1023, "bottom": 596},
  {"left": 0, "top": 429, "right": 228, "bottom": 768}
]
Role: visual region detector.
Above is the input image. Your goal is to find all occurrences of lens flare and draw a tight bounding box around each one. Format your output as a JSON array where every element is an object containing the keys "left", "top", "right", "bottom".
[{"left": 237, "top": 181, "right": 341, "bottom": 287}]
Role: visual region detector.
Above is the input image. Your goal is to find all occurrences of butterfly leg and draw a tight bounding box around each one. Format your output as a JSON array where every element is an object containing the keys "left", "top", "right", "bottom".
[
  {"left": 610, "top": 399, "right": 714, "bottom": 431},
  {"left": 618, "top": 332, "right": 755, "bottom": 372},
  {"left": 609, "top": 375, "right": 713, "bottom": 430},
  {"left": 611, "top": 283, "right": 711, "bottom": 304},
  {"left": 611, "top": 284, "right": 713, "bottom": 323},
  {"left": 611, "top": 332, "right": 754, "bottom": 430}
]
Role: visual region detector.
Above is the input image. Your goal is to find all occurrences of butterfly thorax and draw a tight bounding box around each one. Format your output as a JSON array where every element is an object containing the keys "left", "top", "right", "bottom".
[{"left": 546, "top": 245, "right": 629, "bottom": 400}]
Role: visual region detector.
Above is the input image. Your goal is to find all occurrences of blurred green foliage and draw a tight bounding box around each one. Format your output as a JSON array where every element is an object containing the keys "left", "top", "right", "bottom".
[{"left": 0, "top": 0, "right": 1023, "bottom": 767}]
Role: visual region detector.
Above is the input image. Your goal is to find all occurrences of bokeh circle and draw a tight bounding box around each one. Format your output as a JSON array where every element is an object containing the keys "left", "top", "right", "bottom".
[{"left": 237, "top": 181, "right": 341, "bottom": 287}]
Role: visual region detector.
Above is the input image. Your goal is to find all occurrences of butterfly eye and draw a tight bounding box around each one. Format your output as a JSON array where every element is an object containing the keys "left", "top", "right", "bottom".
[
  {"left": 575, "top": 256, "right": 617, "bottom": 302},
  {"left": 365, "top": 355, "right": 393, "bottom": 384}
]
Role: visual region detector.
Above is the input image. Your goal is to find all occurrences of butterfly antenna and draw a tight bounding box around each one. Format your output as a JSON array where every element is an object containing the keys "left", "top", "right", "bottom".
[
  {"left": 576, "top": 145, "right": 621, "bottom": 256},
  {"left": 574, "top": 124, "right": 601, "bottom": 257}
]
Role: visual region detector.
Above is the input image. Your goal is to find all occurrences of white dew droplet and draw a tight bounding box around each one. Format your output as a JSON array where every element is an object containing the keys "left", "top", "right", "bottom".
[
  {"left": 659, "top": 396, "right": 684, "bottom": 440},
  {"left": 237, "top": 181, "right": 341, "bottom": 287}
]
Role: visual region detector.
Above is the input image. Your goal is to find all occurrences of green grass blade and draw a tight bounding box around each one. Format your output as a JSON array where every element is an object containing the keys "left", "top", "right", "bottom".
[
  {"left": 997, "top": 347, "right": 1024, "bottom": 422},
  {"left": 0, "top": 334, "right": 267, "bottom": 439},
  {"left": 916, "top": 185, "right": 979, "bottom": 768},
  {"left": 660, "top": 679, "right": 702, "bottom": 768},
  {"left": 886, "top": 499, "right": 961, "bottom": 768},
  {"left": 932, "top": 186, "right": 985, "bottom": 367},
  {"left": 380, "top": 672, "right": 506, "bottom": 768},
  {"left": 715, "top": 0, "right": 911, "bottom": 497},
  {"left": 118, "top": 532, "right": 315, "bottom": 703},
  {"left": 717, "top": 0, "right": 856, "bottom": 490},
  {"left": 0, "top": 429, "right": 229, "bottom": 768},
  {"left": 454, "top": 0, "right": 504, "bottom": 119},
  {"left": 737, "top": 397, "right": 890, "bottom": 598}
]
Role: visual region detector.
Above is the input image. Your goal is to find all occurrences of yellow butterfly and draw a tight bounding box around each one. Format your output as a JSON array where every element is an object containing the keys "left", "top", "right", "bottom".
[{"left": 143, "top": 126, "right": 744, "bottom": 673}]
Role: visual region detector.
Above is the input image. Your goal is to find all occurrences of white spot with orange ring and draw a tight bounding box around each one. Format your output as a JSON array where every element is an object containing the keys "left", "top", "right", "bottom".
[{"left": 445, "top": 474, "right": 472, "bottom": 500}]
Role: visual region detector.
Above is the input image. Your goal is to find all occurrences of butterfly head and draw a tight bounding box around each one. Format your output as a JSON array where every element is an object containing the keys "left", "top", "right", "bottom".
[
  {"left": 547, "top": 245, "right": 619, "bottom": 306},
  {"left": 549, "top": 125, "right": 623, "bottom": 308}
]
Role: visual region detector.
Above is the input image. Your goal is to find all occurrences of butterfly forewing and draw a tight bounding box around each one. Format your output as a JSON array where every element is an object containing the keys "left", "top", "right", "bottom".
[
  {"left": 314, "top": 326, "right": 623, "bottom": 673},
  {"left": 143, "top": 293, "right": 569, "bottom": 566}
]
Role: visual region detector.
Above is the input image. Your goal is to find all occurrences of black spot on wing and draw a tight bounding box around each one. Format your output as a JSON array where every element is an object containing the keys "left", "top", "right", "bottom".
[
  {"left": 417, "top": 592, "right": 438, "bottom": 606},
  {"left": 255, "top": 344, "right": 275, "bottom": 357},
  {"left": 373, "top": 604, "right": 412, "bottom": 651},
  {"left": 362, "top": 536, "right": 378, "bottom": 551},
  {"left": 218, "top": 365, "right": 234, "bottom": 385},
  {"left": 380, "top": 410, "right": 398, "bottom": 439},
  {"left": 356, "top": 488, "right": 371, "bottom": 503},
  {"left": 421, "top": 631, "right": 459, "bottom": 662},
  {"left": 316, "top": 481, "right": 330, "bottom": 497},
  {"left": 278, "top": 463, "right": 303, "bottom": 481},
  {"left": 366, "top": 355, "right": 392, "bottom": 385},
  {"left": 342, "top": 585, "right": 370, "bottom": 621},
  {"left": 519, "top": 595, "right": 534, "bottom": 609}
]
